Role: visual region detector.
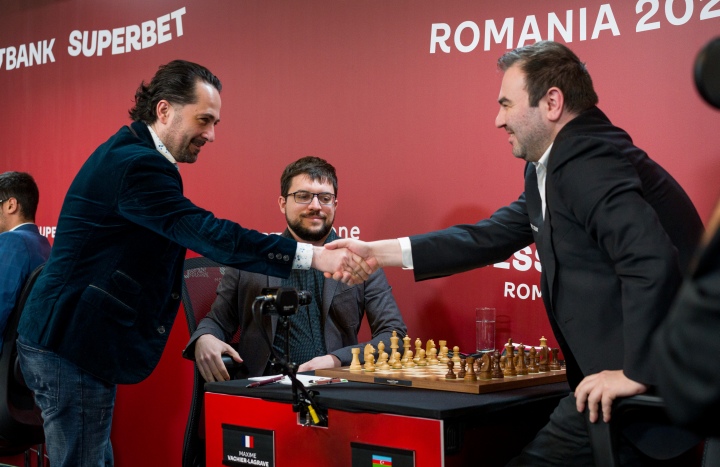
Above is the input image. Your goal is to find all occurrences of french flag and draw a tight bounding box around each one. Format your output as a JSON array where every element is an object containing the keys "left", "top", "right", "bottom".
[{"left": 242, "top": 435, "right": 254, "bottom": 449}]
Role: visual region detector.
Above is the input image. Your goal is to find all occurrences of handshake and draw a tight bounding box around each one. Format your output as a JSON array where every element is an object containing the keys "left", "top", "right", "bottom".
[{"left": 311, "top": 238, "right": 403, "bottom": 285}]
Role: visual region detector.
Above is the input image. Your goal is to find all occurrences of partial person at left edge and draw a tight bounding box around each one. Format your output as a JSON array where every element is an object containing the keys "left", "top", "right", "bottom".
[
  {"left": 14, "top": 59, "right": 369, "bottom": 467},
  {"left": 0, "top": 171, "right": 51, "bottom": 353}
]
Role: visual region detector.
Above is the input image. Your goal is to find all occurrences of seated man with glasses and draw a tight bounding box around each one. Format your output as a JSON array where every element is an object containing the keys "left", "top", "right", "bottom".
[{"left": 183, "top": 156, "right": 407, "bottom": 381}]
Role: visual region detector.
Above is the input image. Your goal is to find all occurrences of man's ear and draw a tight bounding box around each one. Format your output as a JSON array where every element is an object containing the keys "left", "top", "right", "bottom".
[
  {"left": 4, "top": 197, "right": 19, "bottom": 215},
  {"left": 545, "top": 87, "right": 565, "bottom": 122},
  {"left": 155, "top": 100, "right": 172, "bottom": 125},
  {"left": 278, "top": 195, "right": 287, "bottom": 215}
]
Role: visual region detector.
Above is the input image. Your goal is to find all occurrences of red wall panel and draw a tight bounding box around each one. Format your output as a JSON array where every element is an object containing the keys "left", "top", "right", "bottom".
[{"left": 2, "top": 1, "right": 718, "bottom": 465}]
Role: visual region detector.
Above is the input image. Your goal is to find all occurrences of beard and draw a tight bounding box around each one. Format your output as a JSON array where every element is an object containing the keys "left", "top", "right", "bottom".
[
  {"left": 286, "top": 211, "right": 333, "bottom": 243},
  {"left": 164, "top": 113, "right": 205, "bottom": 163}
]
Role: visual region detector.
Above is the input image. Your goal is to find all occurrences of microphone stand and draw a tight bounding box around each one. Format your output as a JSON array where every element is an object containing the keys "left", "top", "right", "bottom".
[{"left": 253, "top": 294, "right": 327, "bottom": 427}]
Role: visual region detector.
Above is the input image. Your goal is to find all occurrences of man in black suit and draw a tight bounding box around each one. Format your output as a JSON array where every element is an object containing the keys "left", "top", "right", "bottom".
[{"left": 330, "top": 41, "right": 704, "bottom": 465}]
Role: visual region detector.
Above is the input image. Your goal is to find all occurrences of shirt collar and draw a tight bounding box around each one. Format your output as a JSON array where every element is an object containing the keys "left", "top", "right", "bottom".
[
  {"left": 146, "top": 124, "right": 178, "bottom": 168},
  {"left": 9, "top": 222, "right": 34, "bottom": 232},
  {"left": 532, "top": 144, "right": 553, "bottom": 171}
]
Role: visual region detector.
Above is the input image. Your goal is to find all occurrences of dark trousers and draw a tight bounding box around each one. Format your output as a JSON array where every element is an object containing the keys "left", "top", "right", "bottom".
[{"left": 507, "top": 394, "right": 647, "bottom": 467}]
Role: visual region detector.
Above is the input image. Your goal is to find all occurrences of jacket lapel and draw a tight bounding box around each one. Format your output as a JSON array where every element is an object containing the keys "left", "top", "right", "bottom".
[{"left": 525, "top": 163, "right": 556, "bottom": 306}]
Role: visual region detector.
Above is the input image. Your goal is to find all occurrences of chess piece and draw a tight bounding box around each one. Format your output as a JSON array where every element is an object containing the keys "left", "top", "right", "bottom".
[
  {"left": 452, "top": 346, "right": 461, "bottom": 364},
  {"left": 350, "top": 347, "right": 362, "bottom": 371},
  {"left": 458, "top": 358, "right": 467, "bottom": 379},
  {"left": 404, "top": 350, "right": 415, "bottom": 368},
  {"left": 550, "top": 348, "right": 562, "bottom": 371},
  {"left": 478, "top": 353, "right": 492, "bottom": 380},
  {"left": 379, "top": 351, "right": 391, "bottom": 370},
  {"left": 465, "top": 356, "right": 477, "bottom": 381},
  {"left": 414, "top": 338, "right": 423, "bottom": 364},
  {"left": 417, "top": 349, "right": 427, "bottom": 366},
  {"left": 364, "top": 353, "right": 376, "bottom": 372},
  {"left": 445, "top": 361, "right": 456, "bottom": 379},
  {"left": 426, "top": 339, "right": 435, "bottom": 358},
  {"left": 503, "top": 339, "right": 517, "bottom": 377},
  {"left": 527, "top": 346, "right": 539, "bottom": 373},
  {"left": 438, "top": 340, "right": 448, "bottom": 363},
  {"left": 392, "top": 351, "right": 403, "bottom": 369},
  {"left": 538, "top": 336, "right": 549, "bottom": 372},
  {"left": 390, "top": 331, "right": 400, "bottom": 358},
  {"left": 491, "top": 350, "right": 504, "bottom": 379},
  {"left": 402, "top": 335, "right": 411, "bottom": 362},
  {"left": 515, "top": 344, "right": 528, "bottom": 376},
  {"left": 439, "top": 345, "right": 449, "bottom": 364},
  {"left": 387, "top": 351, "right": 397, "bottom": 368},
  {"left": 364, "top": 343, "right": 375, "bottom": 364},
  {"left": 377, "top": 341, "right": 385, "bottom": 359},
  {"left": 428, "top": 347, "right": 439, "bottom": 365}
]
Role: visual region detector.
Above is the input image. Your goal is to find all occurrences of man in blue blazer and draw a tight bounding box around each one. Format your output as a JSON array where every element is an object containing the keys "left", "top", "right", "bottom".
[
  {"left": 331, "top": 41, "right": 704, "bottom": 465},
  {"left": 0, "top": 171, "right": 51, "bottom": 352},
  {"left": 184, "top": 156, "right": 407, "bottom": 381},
  {"left": 16, "top": 60, "right": 368, "bottom": 467}
]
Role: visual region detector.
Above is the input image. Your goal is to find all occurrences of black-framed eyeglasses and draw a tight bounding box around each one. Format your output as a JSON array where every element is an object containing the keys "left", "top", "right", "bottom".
[{"left": 286, "top": 191, "right": 336, "bottom": 205}]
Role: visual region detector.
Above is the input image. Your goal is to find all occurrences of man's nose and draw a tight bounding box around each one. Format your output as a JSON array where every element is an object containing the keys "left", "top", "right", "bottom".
[
  {"left": 203, "top": 126, "right": 216, "bottom": 143},
  {"left": 495, "top": 109, "right": 505, "bottom": 128}
]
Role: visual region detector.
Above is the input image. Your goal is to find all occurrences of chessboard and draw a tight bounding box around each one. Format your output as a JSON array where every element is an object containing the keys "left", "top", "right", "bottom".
[{"left": 315, "top": 333, "right": 566, "bottom": 395}]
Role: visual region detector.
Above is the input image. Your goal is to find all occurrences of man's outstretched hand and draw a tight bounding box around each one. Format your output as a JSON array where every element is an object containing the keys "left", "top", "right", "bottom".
[{"left": 312, "top": 244, "right": 374, "bottom": 284}]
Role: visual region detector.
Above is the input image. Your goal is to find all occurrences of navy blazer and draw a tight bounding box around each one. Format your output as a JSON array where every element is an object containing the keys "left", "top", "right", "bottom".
[
  {"left": 409, "top": 107, "right": 703, "bottom": 389},
  {"left": 0, "top": 224, "right": 51, "bottom": 350},
  {"left": 18, "top": 122, "right": 297, "bottom": 384}
]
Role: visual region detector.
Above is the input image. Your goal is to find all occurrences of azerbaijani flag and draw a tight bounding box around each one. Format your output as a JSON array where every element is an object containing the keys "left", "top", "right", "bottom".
[
  {"left": 372, "top": 454, "right": 392, "bottom": 466},
  {"left": 242, "top": 435, "right": 254, "bottom": 448}
]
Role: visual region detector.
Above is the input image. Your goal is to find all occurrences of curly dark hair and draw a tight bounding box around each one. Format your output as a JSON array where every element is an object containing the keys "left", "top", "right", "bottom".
[
  {"left": 128, "top": 60, "right": 222, "bottom": 124},
  {"left": 498, "top": 41, "right": 598, "bottom": 114}
]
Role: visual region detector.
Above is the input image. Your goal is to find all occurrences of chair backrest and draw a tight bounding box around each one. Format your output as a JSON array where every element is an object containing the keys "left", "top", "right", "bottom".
[
  {"left": 0, "top": 263, "right": 45, "bottom": 454},
  {"left": 181, "top": 257, "right": 230, "bottom": 467},
  {"left": 181, "top": 257, "right": 230, "bottom": 336},
  {"left": 585, "top": 394, "right": 704, "bottom": 466}
]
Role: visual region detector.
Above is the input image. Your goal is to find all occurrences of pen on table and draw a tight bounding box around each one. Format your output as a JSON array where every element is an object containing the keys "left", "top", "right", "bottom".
[
  {"left": 246, "top": 375, "right": 285, "bottom": 388},
  {"left": 311, "top": 378, "right": 347, "bottom": 385}
]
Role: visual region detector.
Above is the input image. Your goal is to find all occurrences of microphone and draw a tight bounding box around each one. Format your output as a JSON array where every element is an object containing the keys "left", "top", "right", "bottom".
[
  {"left": 257, "top": 287, "right": 312, "bottom": 316},
  {"left": 297, "top": 290, "right": 312, "bottom": 306}
]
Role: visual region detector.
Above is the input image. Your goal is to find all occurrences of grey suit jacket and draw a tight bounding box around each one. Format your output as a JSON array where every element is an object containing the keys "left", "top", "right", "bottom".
[{"left": 184, "top": 265, "right": 406, "bottom": 378}]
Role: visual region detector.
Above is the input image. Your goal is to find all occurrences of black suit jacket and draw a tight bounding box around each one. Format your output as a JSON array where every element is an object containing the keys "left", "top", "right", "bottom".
[
  {"left": 654, "top": 209, "right": 720, "bottom": 435},
  {"left": 410, "top": 107, "right": 703, "bottom": 389}
]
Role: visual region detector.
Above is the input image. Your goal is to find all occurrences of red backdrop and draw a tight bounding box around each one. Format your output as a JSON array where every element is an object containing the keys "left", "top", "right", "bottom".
[{"left": 2, "top": 1, "right": 719, "bottom": 465}]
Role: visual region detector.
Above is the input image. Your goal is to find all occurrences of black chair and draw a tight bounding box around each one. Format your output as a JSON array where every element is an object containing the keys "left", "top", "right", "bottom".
[
  {"left": 0, "top": 264, "right": 45, "bottom": 467},
  {"left": 181, "top": 257, "right": 237, "bottom": 467},
  {"left": 585, "top": 394, "right": 706, "bottom": 466}
]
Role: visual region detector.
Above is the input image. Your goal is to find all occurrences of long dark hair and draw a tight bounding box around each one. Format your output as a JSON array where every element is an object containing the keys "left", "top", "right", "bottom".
[{"left": 128, "top": 60, "right": 222, "bottom": 124}]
